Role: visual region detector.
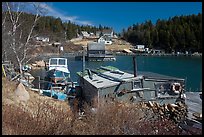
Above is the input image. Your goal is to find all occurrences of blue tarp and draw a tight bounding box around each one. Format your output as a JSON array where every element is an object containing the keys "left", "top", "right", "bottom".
[{"left": 42, "top": 89, "right": 67, "bottom": 101}]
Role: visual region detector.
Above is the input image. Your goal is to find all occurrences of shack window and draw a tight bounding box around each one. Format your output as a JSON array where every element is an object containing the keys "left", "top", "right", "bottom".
[
  {"left": 132, "top": 81, "right": 142, "bottom": 89},
  {"left": 150, "top": 91, "right": 155, "bottom": 98}
]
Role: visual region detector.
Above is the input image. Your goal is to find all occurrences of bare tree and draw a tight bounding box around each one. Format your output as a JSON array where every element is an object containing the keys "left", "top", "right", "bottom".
[{"left": 2, "top": 2, "right": 47, "bottom": 73}]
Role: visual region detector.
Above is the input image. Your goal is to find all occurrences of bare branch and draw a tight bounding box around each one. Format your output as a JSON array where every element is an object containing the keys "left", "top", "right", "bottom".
[
  {"left": 19, "top": 29, "right": 23, "bottom": 40},
  {"left": 3, "top": 2, "right": 46, "bottom": 73},
  {"left": 21, "top": 2, "right": 42, "bottom": 63},
  {"left": 6, "top": 2, "right": 14, "bottom": 24}
]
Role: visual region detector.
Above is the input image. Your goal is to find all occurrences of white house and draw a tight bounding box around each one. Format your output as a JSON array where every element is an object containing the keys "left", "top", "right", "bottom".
[
  {"left": 81, "top": 31, "right": 90, "bottom": 38},
  {"left": 145, "top": 48, "right": 150, "bottom": 53},
  {"left": 113, "top": 34, "right": 118, "bottom": 39},
  {"left": 102, "top": 29, "right": 114, "bottom": 38},
  {"left": 36, "top": 36, "right": 49, "bottom": 42},
  {"left": 89, "top": 32, "right": 95, "bottom": 36},
  {"left": 98, "top": 36, "right": 112, "bottom": 45},
  {"left": 135, "top": 45, "right": 145, "bottom": 52},
  {"left": 98, "top": 36, "right": 105, "bottom": 43},
  {"left": 136, "top": 45, "right": 145, "bottom": 50}
]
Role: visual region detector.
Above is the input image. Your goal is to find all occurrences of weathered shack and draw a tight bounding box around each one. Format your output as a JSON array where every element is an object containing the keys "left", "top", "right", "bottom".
[
  {"left": 77, "top": 66, "right": 186, "bottom": 107},
  {"left": 87, "top": 42, "right": 105, "bottom": 58},
  {"left": 87, "top": 42, "right": 115, "bottom": 61}
]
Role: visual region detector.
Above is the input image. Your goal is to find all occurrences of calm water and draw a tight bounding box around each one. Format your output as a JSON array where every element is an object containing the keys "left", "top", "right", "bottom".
[{"left": 32, "top": 55, "right": 202, "bottom": 92}]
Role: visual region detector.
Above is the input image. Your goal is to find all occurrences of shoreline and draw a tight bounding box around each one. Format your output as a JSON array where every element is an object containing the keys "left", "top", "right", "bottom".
[{"left": 30, "top": 51, "right": 202, "bottom": 60}]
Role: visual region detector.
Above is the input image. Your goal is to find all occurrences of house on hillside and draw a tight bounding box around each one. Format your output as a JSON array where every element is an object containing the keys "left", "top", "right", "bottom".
[
  {"left": 95, "top": 29, "right": 114, "bottom": 38},
  {"left": 96, "top": 31, "right": 102, "bottom": 38},
  {"left": 89, "top": 32, "right": 95, "bottom": 37},
  {"left": 97, "top": 36, "right": 105, "bottom": 43},
  {"left": 36, "top": 36, "right": 49, "bottom": 42},
  {"left": 151, "top": 49, "right": 165, "bottom": 55},
  {"left": 131, "top": 45, "right": 146, "bottom": 53},
  {"left": 98, "top": 35, "right": 112, "bottom": 45},
  {"left": 81, "top": 31, "right": 90, "bottom": 38},
  {"left": 113, "top": 34, "right": 118, "bottom": 39},
  {"left": 136, "top": 45, "right": 145, "bottom": 52},
  {"left": 102, "top": 29, "right": 114, "bottom": 37}
]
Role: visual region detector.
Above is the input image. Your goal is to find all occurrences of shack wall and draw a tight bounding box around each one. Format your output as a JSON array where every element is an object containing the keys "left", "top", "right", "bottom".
[
  {"left": 98, "top": 81, "right": 139, "bottom": 103},
  {"left": 79, "top": 77, "right": 98, "bottom": 106}
]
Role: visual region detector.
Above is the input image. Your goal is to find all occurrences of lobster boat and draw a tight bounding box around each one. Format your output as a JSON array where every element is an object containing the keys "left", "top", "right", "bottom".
[{"left": 45, "top": 58, "right": 71, "bottom": 89}]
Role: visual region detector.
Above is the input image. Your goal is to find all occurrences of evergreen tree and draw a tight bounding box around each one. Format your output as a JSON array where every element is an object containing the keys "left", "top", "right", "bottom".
[{"left": 122, "top": 13, "right": 202, "bottom": 53}]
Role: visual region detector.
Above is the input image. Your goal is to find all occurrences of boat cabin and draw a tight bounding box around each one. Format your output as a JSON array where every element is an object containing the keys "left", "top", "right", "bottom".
[{"left": 48, "top": 58, "right": 68, "bottom": 70}]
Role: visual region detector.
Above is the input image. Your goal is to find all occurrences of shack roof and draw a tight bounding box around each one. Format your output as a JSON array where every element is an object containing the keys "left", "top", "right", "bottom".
[
  {"left": 83, "top": 74, "right": 121, "bottom": 89},
  {"left": 77, "top": 66, "right": 143, "bottom": 89},
  {"left": 77, "top": 66, "right": 185, "bottom": 89},
  {"left": 87, "top": 42, "right": 105, "bottom": 51}
]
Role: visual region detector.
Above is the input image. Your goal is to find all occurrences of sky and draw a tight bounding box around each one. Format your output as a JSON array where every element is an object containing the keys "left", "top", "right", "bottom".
[{"left": 29, "top": 2, "right": 202, "bottom": 33}]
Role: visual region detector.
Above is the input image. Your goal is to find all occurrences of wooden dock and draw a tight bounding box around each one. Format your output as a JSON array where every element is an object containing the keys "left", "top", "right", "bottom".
[{"left": 185, "top": 92, "right": 202, "bottom": 121}]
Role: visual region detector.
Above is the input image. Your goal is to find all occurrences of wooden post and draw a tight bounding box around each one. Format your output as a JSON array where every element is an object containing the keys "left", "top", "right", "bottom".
[
  {"left": 133, "top": 56, "right": 137, "bottom": 77},
  {"left": 50, "top": 84, "right": 52, "bottom": 97},
  {"left": 38, "top": 76, "right": 40, "bottom": 93},
  {"left": 27, "top": 75, "right": 29, "bottom": 84},
  {"left": 200, "top": 81, "right": 202, "bottom": 91}
]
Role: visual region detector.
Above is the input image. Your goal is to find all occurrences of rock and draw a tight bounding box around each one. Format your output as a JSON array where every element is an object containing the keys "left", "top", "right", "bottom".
[
  {"left": 31, "top": 63, "right": 37, "bottom": 67},
  {"left": 35, "top": 60, "right": 45, "bottom": 67},
  {"left": 14, "top": 83, "right": 30, "bottom": 102}
]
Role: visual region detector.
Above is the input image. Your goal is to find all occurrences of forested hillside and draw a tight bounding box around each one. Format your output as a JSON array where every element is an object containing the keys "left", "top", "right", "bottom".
[
  {"left": 2, "top": 11, "right": 112, "bottom": 42},
  {"left": 122, "top": 13, "right": 202, "bottom": 53},
  {"left": 34, "top": 15, "right": 112, "bottom": 41}
]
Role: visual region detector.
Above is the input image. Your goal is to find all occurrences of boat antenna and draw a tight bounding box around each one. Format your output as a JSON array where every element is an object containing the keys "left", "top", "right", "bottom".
[{"left": 133, "top": 56, "right": 137, "bottom": 77}]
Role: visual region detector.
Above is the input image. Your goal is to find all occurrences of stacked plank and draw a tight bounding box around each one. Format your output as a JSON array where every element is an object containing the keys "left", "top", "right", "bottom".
[{"left": 146, "top": 101, "right": 188, "bottom": 123}]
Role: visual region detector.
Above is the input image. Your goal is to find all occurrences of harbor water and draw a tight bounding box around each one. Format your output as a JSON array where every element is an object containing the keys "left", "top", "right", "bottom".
[{"left": 31, "top": 55, "right": 202, "bottom": 92}]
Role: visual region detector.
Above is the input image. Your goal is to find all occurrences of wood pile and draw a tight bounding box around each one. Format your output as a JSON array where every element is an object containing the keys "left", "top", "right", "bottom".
[{"left": 146, "top": 101, "right": 188, "bottom": 123}]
